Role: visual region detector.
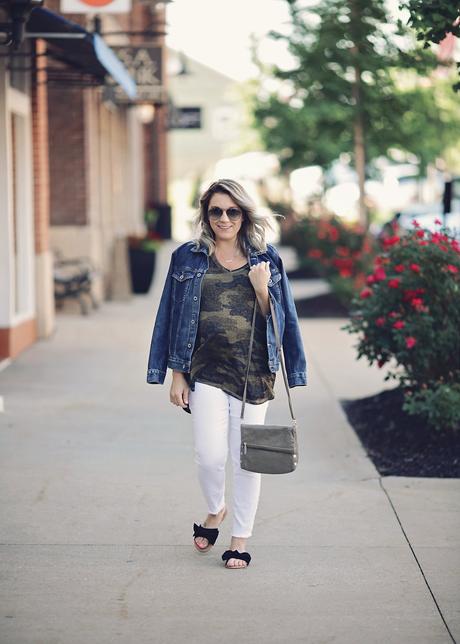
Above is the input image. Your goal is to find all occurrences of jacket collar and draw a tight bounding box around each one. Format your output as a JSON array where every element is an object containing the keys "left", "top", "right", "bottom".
[{"left": 190, "top": 240, "right": 264, "bottom": 257}]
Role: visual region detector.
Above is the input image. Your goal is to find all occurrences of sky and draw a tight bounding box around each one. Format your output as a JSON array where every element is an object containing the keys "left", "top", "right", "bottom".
[
  {"left": 165, "top": 0, "right": 405, "bottom": 82},
  {"left": 165, "top": 0, "right": 293, "bottom": 81}
]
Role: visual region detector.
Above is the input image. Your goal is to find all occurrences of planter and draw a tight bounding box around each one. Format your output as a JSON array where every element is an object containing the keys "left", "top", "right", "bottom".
[{"left": 128, "top": 247, "right": 156, "bottom": 294}]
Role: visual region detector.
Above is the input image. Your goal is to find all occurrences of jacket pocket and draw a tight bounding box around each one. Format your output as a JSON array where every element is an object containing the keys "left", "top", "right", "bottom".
[{"left": 171, "top": 270, "right": 195, "bottom": 303}]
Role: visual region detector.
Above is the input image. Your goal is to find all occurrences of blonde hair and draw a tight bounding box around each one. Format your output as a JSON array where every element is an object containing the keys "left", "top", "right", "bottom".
[{"left": 192, "top": 179, "right": 275, "bottom": 254}]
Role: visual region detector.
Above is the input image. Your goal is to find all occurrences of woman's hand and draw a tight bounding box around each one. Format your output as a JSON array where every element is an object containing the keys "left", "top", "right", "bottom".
[
  {"left": 170, "top": 370, "right": 190, "bottom": 408},
  {"left": 249, "top": 261, "right": 271, "bottom": 316}
]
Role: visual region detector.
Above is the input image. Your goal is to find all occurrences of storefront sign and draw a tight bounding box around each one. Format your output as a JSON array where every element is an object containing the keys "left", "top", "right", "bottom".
[
  {"left": 61, "top": 0, "right": 131, "bottom": 14},
  {"left": 169, "top": 107, "right": 202, "bottom": 129},
  {"left": 111, "top": 46, "right": 165, "bottom": 104}
]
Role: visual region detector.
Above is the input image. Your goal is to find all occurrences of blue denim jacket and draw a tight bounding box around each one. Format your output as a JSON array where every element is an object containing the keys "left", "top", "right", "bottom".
[{"left": 146, "top": 241, "right": 307, "bottom": 388}]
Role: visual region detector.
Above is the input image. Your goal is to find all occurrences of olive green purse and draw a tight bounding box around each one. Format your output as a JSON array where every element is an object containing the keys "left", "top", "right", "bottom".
[{"left": 240, "top": 297, "right": 298, "bottom": 475}]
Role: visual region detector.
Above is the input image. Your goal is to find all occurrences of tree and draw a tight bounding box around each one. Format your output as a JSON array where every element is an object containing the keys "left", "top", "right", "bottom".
[
  {"left": 401, "top": 1, "right": 460, "bottom": 46},
  {"left": 400, "top": 0, "right": 460, "bottom": 90},
  {"left": 251, "top": 0, "right": 458, "bottom": 227}
]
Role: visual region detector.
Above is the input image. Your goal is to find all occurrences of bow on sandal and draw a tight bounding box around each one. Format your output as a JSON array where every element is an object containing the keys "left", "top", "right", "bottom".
[
  {"left": 193, "top": 523, "right": 220, "bottom": 554},
  {"left": 221, "top": 550, "right": 251, "bottom": 569},
  {"left": 193, "top": 506, "right": 228, "bottom": 554}
]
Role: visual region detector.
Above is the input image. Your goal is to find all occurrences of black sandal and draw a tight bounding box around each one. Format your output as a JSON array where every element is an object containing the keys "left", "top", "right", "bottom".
[
  {"left": 221, "top": 550, "right": 251, "bottom": 568},
  {"left": 193, "top": 523, "right": 220, "bottom": 554}
]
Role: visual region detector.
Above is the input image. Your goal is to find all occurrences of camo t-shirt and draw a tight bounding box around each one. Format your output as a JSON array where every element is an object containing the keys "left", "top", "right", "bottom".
[{"left": 189, "top": 255, "right": 275, "bottom": 404}]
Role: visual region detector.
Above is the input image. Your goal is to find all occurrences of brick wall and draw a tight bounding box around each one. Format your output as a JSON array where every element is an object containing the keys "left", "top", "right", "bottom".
[{"left": 48, "top": 85, "right": 87, "bottom": 226}]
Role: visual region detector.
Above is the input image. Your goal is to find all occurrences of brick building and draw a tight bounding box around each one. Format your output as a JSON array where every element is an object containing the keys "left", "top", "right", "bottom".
[{"left": 0, "top": 0, "right": 168, "bottom": 362}]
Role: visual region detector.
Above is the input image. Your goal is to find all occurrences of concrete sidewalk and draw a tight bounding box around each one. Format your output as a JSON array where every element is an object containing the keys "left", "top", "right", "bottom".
[{"left": 0, "top": 244, "right": 458, "bottom": 644}]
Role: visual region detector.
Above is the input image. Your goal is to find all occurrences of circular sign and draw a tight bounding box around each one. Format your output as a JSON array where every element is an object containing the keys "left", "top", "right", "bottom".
[{"left": 79, "top": 0, "right": 115, "bottom": 6}]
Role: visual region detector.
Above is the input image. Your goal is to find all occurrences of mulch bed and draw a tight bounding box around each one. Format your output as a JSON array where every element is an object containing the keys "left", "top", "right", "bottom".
[
  {"left": 341, "top": 388, "right": 460, "bottom": 478},
  {"left": 294, "top": 293, "right": 349, "bottom": 318}
]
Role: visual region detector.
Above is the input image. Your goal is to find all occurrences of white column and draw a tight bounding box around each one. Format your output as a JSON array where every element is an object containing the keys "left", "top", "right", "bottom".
[
  {"left": 7, "top": 86, "right": 36, "bottom": 323},
  {"left": 0, "top": 60, "right": 14, "bottom": 329}
]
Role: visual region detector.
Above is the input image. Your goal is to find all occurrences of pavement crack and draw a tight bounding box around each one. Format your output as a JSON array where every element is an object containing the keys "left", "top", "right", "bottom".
[{"left": 379, "top": 477, "right": 457, "bottom": 644}]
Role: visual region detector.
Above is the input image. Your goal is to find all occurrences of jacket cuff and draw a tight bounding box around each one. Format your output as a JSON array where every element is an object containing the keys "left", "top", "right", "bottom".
[
  {"left": 147, "top": 368, "right": 166, "bottom": 384},
  {"left": 287, "top": 372, "right": 307, "bottom": 387}
]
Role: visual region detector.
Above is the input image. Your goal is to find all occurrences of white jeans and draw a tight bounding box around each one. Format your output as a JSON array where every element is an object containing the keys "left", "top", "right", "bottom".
[{"left": 188, "top": 381, "right": 269, "bottom": 538}]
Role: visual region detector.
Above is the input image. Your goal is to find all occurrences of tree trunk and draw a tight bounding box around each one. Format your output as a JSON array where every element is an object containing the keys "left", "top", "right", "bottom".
[
  {"left": 352, "top": 82, "right": 368, "bottom": 229},
  {"left": 350, "top": 0, "right": 368, "bottom": 229}
]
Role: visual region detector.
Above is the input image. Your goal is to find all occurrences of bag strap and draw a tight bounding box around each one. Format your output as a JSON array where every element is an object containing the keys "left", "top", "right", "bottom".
[{"left": 240, "top": 290, "right": 296, "bottom": 423}]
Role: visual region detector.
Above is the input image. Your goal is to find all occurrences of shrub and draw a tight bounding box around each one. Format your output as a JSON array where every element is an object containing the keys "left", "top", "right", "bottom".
[
  {"left": 285, "top": 215, "right": 377, "bottom": 305},
  {"left": 403, "top": 382, "right": 460, "bottom": 432},
  {"left": 343, "top": 219, "right": 460, "bottom": 431}
]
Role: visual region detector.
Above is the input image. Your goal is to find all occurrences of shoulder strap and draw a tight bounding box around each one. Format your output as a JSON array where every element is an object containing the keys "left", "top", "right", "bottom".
[{"left": 241, "top": 294, "right": 296, "bottom": 422}]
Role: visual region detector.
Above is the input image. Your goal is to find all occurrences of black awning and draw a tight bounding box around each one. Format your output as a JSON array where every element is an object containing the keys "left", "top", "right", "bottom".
[{"left": 26, "top": 7, "right": 136, "bottom": 98}]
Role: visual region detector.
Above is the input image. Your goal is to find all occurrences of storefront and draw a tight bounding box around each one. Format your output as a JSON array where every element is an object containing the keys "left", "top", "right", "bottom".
[{"left": 0, "top": 5, "right": 138, "bottom": 360}]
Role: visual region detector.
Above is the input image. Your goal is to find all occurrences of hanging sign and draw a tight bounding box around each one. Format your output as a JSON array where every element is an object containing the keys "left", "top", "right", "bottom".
[
  {"left": 61, "top": 0, "right": 131, "bottom": 14},
  {"left": 110, "top": 46, "right": 166, "bottom": 104},
  {"left": 169, "top": 107, "right": 202, "bottom": 129}
]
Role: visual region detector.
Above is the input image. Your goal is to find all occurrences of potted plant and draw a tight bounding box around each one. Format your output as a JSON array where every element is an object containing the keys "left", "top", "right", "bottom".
[{"left": 128, "top": 209, "right": 163, "bottom": 294}]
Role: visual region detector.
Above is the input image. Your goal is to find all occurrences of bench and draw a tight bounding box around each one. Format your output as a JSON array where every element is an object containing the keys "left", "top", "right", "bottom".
[{"left": 53, "top": 253, "right": 99, "bottom": 315}]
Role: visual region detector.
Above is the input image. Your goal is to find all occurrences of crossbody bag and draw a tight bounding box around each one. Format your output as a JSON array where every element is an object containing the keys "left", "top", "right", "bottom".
[{"left": 240, "top": 292, "right": 298, "bottom": 475}]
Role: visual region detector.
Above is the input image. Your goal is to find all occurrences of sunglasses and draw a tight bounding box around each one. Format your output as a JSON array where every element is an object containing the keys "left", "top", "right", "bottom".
[{"left": 208, "top": 206, "right": 243, "bottom": 222}]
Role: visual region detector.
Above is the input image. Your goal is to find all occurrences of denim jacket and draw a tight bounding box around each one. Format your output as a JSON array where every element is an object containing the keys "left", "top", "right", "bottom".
[{"left": 146, "top": 241, "right": 307, "bottom": 388}]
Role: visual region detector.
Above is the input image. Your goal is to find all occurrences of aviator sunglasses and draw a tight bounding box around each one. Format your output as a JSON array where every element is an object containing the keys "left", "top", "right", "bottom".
[{"left": 208, "top": 206, "right": 243, "bottom": 222}]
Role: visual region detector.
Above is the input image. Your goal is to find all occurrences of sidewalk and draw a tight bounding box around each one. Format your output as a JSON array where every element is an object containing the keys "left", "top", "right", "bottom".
[{"left": 0, "top": 243, "right": 458, "bottom": 644}]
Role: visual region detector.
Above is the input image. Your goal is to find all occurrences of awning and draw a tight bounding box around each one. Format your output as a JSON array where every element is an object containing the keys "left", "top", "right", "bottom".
[{"left": 26, "top": 7, "right": 136, "bottom": 99}]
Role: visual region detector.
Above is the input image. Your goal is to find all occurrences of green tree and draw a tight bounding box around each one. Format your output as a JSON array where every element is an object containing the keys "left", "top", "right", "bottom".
[
  {"left": 401, "top": 1, "right": 460, "bottom": 46},
  {"left": 251, "top": 0, "right": 458, "bottom": 227},
  {"left": 400, "top": 0, "right": 460, "bottom": 90}
]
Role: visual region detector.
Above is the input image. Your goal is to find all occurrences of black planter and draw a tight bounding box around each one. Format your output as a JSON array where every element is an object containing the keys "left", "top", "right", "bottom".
[{"left": 128, "top": 248, "right": 156, "bottom": 294}]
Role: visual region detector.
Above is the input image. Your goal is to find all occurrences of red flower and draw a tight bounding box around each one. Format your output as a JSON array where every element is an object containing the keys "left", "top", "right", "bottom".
[
  {"left": 410, "top": 297, "right": 424, "bottom": 310},
  {"left": 382, "top": 235, "right": 400, "bottom": 247},
  {"left": 431, "top": 232, "right": 448, "bottom": 243},
  {"left": 439, "top": 245, "right": 449, "bottom": 252},
  {"left": 328, "top": 227, "right": 339, "bottom": 241},
  {"left": 373, "top": 266, "right": 386, "bottom": 281},
  {"left": 394, "top": 264, "right": 405, "bottom": 273},
  {"left": 388, "top": 311, "right": 399, "bottom": 318},
  {"left": 375, "top": 317, "right": 385, "bottom": 327},
  {"left": 392, "top": 320, "right": 405, "bottom": 329},
  {"left": 412, "top": 219, "right": 420, "bottom": 228},
  {"left": 388, "top": 278, "right": 400, "bottom": 288},
  {"left": 405, "top": 336, "right": 417, "bottom": 349},
  {"left": 377, "top": 359, "right": 386, "bottom": 368},
  {"left": 336, "top": 246, "right": 350, "bottom": 257},
  {"left": 409, "top": 263, "right": 421, "bottom": 273},
  {"left": 362, "top": 239, "right": 372, "bottom": 253},
  {"left": 419, "top": 240, "right": 429, "bottom": 246},
  {"left": 403, "top": 289, "right": 424, "bottom": 302},
  {"left": 359, "top": 287, "right": 373, "bottom": 299},
  {"left": 308, "top": 249, "right": 323, "bottom": 258},
  {"left": 446, "top": 264, "right": 459, "bottom": 274},
  {"left": 366, "top": 274, "right": 376, "bottom": 285},
  {"left": 339, "top": 268, "right": 352, "bottom": 278},
  {"left": 434, "top": 218, "right": 442, "bottom": 225},
  {"left": 415, "top": 230, "right": 424, "bottom": 238}
]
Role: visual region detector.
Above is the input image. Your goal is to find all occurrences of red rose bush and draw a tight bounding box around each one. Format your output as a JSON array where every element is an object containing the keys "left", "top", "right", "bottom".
[
  {"left": 343, "top": 220, "right": 460, "bottom": 431},
  {"left": 285, "top": 215, "right": 377, "bottom": 305}
]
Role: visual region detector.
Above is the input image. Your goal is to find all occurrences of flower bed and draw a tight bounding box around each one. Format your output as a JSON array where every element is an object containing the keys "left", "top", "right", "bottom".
[
  {"left": 284, "top": 215, "right": 377, "bottom": 306},
  {"left": 343, "top": 220, "right": 460, "bottom": 432}
]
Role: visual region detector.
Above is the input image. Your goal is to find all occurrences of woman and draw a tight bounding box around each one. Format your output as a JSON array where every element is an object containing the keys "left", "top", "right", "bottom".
[{"left": 147, "top": 179, "right": 307, "bottom": 569}]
